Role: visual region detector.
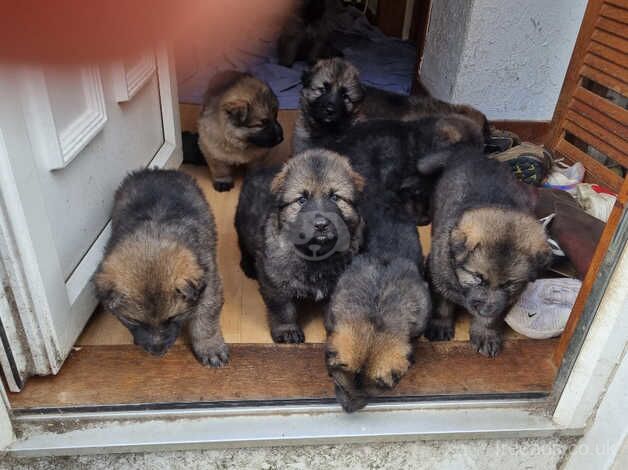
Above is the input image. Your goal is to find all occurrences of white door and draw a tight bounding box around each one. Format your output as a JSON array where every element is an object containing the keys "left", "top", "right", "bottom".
[{"left": 0, "top": 48, "right": 182, "bottom": 390}]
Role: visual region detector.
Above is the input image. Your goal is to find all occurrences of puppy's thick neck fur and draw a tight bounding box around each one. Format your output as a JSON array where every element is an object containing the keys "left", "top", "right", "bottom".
[{"left": 261, "top": 211, "right": 363, "bottom": 300}]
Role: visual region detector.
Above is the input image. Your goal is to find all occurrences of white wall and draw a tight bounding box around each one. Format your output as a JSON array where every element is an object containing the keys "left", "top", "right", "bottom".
[
  {"left": 422, "top": 0, "right": 587, "bottom": 121},
  {"left": 420, "top": 0, "right": 475, "bottom": 99}
]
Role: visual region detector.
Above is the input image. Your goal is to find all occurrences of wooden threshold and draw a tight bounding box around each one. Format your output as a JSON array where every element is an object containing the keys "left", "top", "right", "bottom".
[{"left": 9, "top": 340, "right": 558, "bottom": 411}]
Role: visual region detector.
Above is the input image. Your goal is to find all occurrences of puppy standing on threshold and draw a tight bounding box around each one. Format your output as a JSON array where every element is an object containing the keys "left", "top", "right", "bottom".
[
  {"left": 235, "top": 150, "right": 365, "bottom": 343},
  {"left": 326, "top": 195, "right": 431, "bottom": 412},
  {"left": 425, "top": 150, "right": 552, "bottom": 357},
  {"left": 197, "top": 71, "right": 284, "bottom": 192},
  {"left": 95, "top": 169, "right": 228, "bottom": 367}
]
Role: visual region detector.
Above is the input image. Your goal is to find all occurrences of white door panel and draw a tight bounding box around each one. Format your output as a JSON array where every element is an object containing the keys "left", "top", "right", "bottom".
[
  {"left": 0, "top": 48, "right": 182, "bottom": 389},
  {"left": 28, "top": 65, "right": 164, "bottom": 279}
]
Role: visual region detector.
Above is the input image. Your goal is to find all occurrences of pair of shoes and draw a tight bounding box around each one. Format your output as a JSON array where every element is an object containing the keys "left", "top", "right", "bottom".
[
  {"left": 505, "top": 278, "right": 582, "bottom": 339},
  {"left": 490, "top": 142, "right": 554, "bottom": 185}
]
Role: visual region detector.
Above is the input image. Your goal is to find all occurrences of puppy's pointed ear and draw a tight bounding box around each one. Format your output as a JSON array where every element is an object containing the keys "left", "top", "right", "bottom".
[
  {"left": 435, "top": 117, "right": 465, "bottom": 145},
  {"left": 416, "top": 151, "right": 451, "bottom": 175},
  {"left": 450, "top": 227, "right": 469, "bottom": 261},
  {"left": 94, "top": 271, "right": 123, "bottom": 313},
  {"left": 175, "top": 278, "right": 207, "bottom": 303},
  {"left": 222, "top": 99, "right": 249, "bottom": 125},
  {"left": 270, "top": 165, "right": 290, "bottom": 194},
  {"left": 301, "top": 69, "right": 313, "bottom": 88},
  {"left": 531, "top": 243, "right": 553, "bottom": 277},
  {"left": 349, "top": 168, "right": 365, "bottom": 193}
]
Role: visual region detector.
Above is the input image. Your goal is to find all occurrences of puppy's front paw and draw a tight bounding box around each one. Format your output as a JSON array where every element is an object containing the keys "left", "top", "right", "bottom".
[
  {"left": 193, "top": 341, "right": 230, "bottom": 367},
  {"left": 213, "top": 180, "right": 234, "bottom": 192},
  {"left": 470, "top": 330, "right": 502, "bottom": 358},
  {"left": 425, "top": 318, "right": 455, "bottom": 341},
  {"left": 368, "top": 336, "right": 412, "bottom": 389},
  {"left": 271, "top": 325, "right": 305, "bottom": 344}
]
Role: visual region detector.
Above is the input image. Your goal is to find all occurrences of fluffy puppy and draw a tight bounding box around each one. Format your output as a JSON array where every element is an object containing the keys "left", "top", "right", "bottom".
[
  {"left": 325, "top": 198, "right": 431, "bottom": 412},
  {"left": 426, "top": 151, "right": 552, "bottom": 357},
  {"left": 95, "top": 169, "right": 228, "bottom": 366},
  {"left": 235, "top": 149, "right": 365, "bottom": 343},
  {"left": 197, "top": 71, "right": 283, "bottom": 192},
  {"left": 278, "top": 0, "right": 342, "bottom": 67},
  {"left": 328, "top": 115, "right": 485, "bottom": 225},
  {"left": 293, "top": 57, "right": 489, "bottom": 153}
]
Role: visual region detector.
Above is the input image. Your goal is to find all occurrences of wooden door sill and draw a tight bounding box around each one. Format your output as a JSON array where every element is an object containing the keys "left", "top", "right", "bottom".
[{"left": 9, "top": 340, "right": 558, "bottom": 412}]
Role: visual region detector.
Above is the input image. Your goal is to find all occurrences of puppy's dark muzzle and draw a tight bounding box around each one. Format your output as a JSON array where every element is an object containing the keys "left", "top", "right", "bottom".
[
  {"left": 247, "top": 122, "right": 283, "bottom": 148},
  {"left": 141, "top": 342, "right": 170, "bottom": 357},
  {"left": 313, "top": 92, "right": 346, "bottom": 125},
  {"left": 130, "top": 323, "right": 181, "bottom": 357},
  {"left": 467, "top": 299, "right": 502, "bottom": 318}
]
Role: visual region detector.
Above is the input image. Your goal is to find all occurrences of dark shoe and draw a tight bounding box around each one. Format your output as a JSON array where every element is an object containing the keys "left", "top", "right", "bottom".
[{"left": 491, "top": 142, "right": 553, "bottom": 185}]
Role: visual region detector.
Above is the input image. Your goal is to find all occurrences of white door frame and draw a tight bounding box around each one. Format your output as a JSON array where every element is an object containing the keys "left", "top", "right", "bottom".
[{"left": 0, "top": 46, "right": 182, "bottom": 390}]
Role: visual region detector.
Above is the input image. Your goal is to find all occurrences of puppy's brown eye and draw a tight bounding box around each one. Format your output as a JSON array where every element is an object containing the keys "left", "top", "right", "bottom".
[
  {"left": 323, "top": 82, "right": 331, "bottom": 90},
  {"left": 261, "top": 119, "right": 269, "bottom": 126},
  {"left": 329, "top": 193, "right": 339, "bottom": 202},
  {"left": 297, "top": 195, "right": 308, "bottom": 205}
]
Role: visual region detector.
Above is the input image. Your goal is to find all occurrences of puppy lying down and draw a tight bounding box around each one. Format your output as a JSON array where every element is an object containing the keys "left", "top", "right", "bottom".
[{"left": 325, "top": 196, "right": 431, "bottom": 412}]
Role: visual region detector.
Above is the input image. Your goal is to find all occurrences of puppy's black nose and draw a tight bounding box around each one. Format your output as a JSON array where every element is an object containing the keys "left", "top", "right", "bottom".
[
  {"left": 314, "top": 215, "right": 329, "bottom": 231},
  {"left": 470, "top": 299, "right": 485, "bottom": 311},
  {"left": 144, "top": 343, "right": 168, "bottom": 357}
]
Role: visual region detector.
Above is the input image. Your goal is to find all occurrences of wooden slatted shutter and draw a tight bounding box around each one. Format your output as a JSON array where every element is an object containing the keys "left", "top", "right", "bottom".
[
  {"left": 550, "top": 0, "right": 628, "bottom": 365},
  {"left": 549, "top": 0, "right": 628, "bottom": 192}
]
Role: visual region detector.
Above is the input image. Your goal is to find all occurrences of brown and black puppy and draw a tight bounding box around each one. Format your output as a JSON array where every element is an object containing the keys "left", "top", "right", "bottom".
[
  {"left": 292, "top": 57, "right": 489, "bottom": 153},
  {"left": 328, "top": 114, "right": 485, "bottom": 225},
  {"left": 95, "top": 169, "right": 228, "bottom": 367},
  {"left": 235, "top": 149, "right": 364, "bottom": 343},
  {"left": 426, "top": 150, "right": 552, "bottom": 357},
  {"left": 197, "top": 71, "right": 283, "bottom": 192},
  {"left": 325, "top": 196, "right": 431, "bottom": 412},
  {"left": 277, "top": 0, "right": 342, "bottom": 67}
]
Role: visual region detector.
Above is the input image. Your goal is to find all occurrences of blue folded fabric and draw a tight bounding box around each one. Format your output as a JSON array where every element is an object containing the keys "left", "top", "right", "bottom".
[{"left": 178, "top": 6, "right": 417, "bottom": 109}]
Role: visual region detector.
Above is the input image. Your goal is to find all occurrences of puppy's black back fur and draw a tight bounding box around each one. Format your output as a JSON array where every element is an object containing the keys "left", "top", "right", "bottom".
[
  {"left": 108, "top": 169, "right": 216, "bottom": 264},
  {"left": 328, "top": 117, "right": 484, "bottom": 224}
]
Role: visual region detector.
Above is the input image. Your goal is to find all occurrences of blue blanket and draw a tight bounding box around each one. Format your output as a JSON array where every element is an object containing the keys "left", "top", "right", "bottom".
[{"left": 178, "top": 7, "right": 417, "bottom": 109}]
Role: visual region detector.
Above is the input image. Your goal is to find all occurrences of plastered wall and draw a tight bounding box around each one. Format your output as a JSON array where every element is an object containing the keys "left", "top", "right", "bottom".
[{"left": 422, "top": 0, "right": 587, "bottom": 121}]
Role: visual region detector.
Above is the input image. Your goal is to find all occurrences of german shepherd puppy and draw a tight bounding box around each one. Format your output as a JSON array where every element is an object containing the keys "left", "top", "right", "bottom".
[
  {"left": 328, "top": 115, "right": 485, "bottom": 225},
  {"left": 197, "top": 71, "right": 283, "bottom": 192},
  {"left": 326, "top": 197, "right": 431, "bottom": 412},
  {"left": 235, "top": 149, "right": 365, "bottom": 343},
  {"left": 95, "top": 169, "right": 228, "bottom": 366},
  {"left": 293, "top": 57, "right": 489, "bottom": 153},
  {"left": 278, "top": 0, "right": 342, "bottom": 67},
  {"left": 426, "top": 151, "right": 552, "bottom": 357}
]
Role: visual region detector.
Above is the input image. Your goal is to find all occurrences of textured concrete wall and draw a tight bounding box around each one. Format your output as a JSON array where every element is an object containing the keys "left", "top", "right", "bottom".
[
  {"left": 421, "top": 0, "right": 474, "bottom": 100},
  {"left": 422, "top": 0, "right": 587, "bottom": 121},
  {"left": 1, "top": 438, "right": 577, "bottom": 469}
]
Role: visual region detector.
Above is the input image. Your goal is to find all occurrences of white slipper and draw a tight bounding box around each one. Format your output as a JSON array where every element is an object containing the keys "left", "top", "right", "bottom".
[{"left": 505, "top": 278, "right": 582, "bottom": 339}]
